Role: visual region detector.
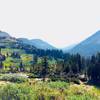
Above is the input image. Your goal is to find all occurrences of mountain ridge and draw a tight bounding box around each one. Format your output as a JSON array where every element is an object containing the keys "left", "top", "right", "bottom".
[
  {"left": 17, "top": 38, "right": 56, "bottom": 50},
  {"left": 0, "top": 31, "right": 56, "bottom": 50},
  {"left": 69, "top": 30, "right": 100, "bottom": 57},
  {"left": 0, "top": 31, "right": 11, "bottom": 38}
]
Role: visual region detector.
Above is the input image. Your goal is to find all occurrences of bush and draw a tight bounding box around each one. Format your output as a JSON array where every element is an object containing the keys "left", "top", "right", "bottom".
[
  {"left": 0, "top": 74, "right": 28, "bottom": 83},
  {"left": 28, "top": 73, "right": 36, "bottom": 78},
  {"left": 0, "top": 84, "right": 37, "bottom": 100},
  {"left": 71, "top": 78, "right": 80, "bottom": 84},
  {"left": 50, "top": 76, "right": 60, "bottom": 81}
]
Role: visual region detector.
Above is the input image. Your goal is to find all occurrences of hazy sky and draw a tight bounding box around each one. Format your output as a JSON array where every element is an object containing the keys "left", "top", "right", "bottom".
[{"left": 0, "top": 0, "right": 100, "bottom": 48}]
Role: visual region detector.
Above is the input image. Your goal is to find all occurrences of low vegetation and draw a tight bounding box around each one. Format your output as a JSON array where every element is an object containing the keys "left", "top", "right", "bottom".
[
  {"left": 0, "top": 74, "right": 28, "bottom": 83},
  {"left": 0, "top": 80, "right": 99, "bottom": 100}
]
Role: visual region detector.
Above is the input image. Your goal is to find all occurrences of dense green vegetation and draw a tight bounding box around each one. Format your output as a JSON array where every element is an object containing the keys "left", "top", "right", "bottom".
[
  {"left": 0, "top": 80, "right": 99, "bottom": 100},
  {"left": 0, "top": 47, "right": 100, "bottom": 83},
  {"left": 0, "top": 46, "right": 100, "bottom": 100},
  {"left": 0, "top": 74, "right": 28, "bottom": 83}
]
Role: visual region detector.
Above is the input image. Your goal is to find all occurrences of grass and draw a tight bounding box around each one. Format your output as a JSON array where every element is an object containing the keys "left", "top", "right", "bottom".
[
  {"left": 0, "top": 77, "right": 99, "bottom": 100},
  {"left": 1, "top": 48, "right": 25, "bottom": 55}
]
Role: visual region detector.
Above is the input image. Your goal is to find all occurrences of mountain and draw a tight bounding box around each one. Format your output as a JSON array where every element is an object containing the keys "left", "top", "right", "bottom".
[
  {"left": 0, "top": 31, "right": 10, "bottom": 38},
  {"left": 0, "top": 31, "right": 55, "bottom": 50},
  {"left": 0, "top": 31, "right": 36, "bottom": 51},
  {"left": 0, "top": 31, "right": 18, "bottom": 47},
  {"left": 17, "top": 38, "right": 31, "bottom": 45},
  {"left": 69, "top": 30, "right": 100, "bottom": 57},
  {"left": 30, "top": 39, "right": 56, "bottom": 50},
  {"left": 62, "top": 44, "right": 77, "bottom": 53},
  {"left": 18, "top": 38, "right": 56, "bottom": 50}
]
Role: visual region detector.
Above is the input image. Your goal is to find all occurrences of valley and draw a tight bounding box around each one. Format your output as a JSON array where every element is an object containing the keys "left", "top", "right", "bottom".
[{"left": 0, "top": 31, "right": 100, "bottom": 100}]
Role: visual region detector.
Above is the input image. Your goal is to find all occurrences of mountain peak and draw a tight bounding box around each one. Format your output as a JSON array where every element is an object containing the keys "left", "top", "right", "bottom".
[
  {"left": 69, "top": 30, "right": 100, "bottom": 57},
  {"left": 0, "top": 31, "right": 10, "bottom": 38},
  {"left": 89, "top": 30, "right": 100, "bottom": 38},
  {"left": 82, "top": 30, "right": 100, "bottom": 44},
  {"left": 94, "top": 30, "right": 100, "bottom": 35}
]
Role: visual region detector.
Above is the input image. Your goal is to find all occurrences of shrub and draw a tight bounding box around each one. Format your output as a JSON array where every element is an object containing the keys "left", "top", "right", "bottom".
[
  {"left": 0, "top": 74, "right": 28, "bottom": 83},
  {"left": 0, "top": 84, "right": 37, "bottom": 100},
  {"left": 71, "top": 78, "right": 80, "bottom": 84},
  {"left": 28, "top": 73, "right": 36, "bottom": 78}
]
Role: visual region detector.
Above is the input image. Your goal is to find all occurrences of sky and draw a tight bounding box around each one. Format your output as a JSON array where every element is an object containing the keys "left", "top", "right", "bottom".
[{"left": 0, "top": 0, "right": 100, "bottom": 48}]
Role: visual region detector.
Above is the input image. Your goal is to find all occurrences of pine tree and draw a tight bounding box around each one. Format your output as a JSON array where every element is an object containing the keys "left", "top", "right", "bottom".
[
  {"left": 41, "top": 56, "right": 48, "bottom": 81},
  {"left": 19, "top": 61, "right": 24, "bottom": 72}
]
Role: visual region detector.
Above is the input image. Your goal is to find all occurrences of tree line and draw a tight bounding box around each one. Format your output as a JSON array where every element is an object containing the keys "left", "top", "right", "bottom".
[{"left": 0, "top": 47, "right": 100, "bottom": 84}]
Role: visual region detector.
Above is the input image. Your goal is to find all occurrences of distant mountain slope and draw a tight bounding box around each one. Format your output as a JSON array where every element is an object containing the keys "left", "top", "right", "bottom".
[
  {"left": 0, "top": 31, "right": 36, "bottom": 51},
  {"left": 0, "top": 31, "right": 17, "bottom": 47},
  {"left": 62, "top": 44, "right": 76, "bottom": 53},
  {"left": 17, "top": 38, "right": 31, "bottom": 45},
  {"left": 0, "top": 31, "right": 10, "bottom": 38},
  {"left": 18, "top": 38, "right": 56, "bottom": 50},
  {"left": 69, "top": 31, "right": 100, "bottom": 57},
  {"left": 30, "top": 39, "right": 56, "bottom": 50},
  {"left": 0, "top": 31, "right": 55, "bottom": 50}
]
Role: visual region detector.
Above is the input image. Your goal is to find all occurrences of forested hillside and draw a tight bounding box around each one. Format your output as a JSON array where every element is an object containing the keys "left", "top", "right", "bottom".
[
  {"left": 0, "top": 31, "right": 100, "bottom": 100},
  {"left": 0, "top": 47, "right": 100, "bottom": 84}
]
